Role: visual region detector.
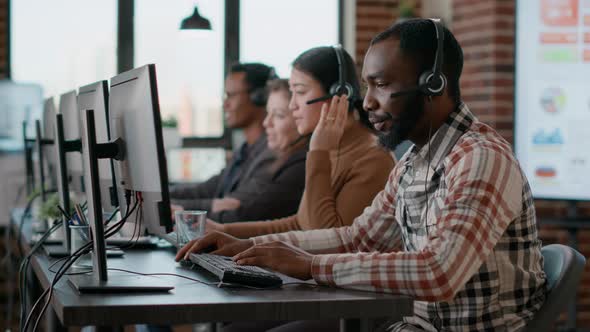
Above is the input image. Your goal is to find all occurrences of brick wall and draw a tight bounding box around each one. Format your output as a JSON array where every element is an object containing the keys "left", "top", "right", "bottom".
[
  {"left": 0, "top": 0, "right": 7, "bottom": 79},
  {"left": 0, "top": 1, "right": 14, "bottom": 330},
  {"left": 355, "top": 0, "right": 422, "bottom": 69},
  {"left": 452, "top": 0, "right": 515, "bottom": 142}
]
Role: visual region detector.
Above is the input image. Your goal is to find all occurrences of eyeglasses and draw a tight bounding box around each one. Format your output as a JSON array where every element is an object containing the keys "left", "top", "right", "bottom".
[{"left": 223, "top": 90, "right": 249, "bottom": 100}]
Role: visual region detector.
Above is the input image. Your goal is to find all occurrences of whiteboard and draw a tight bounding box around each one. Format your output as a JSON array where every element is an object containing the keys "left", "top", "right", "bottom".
[{"left": 514, "top": 0, "right": 590, "bottom": 201}]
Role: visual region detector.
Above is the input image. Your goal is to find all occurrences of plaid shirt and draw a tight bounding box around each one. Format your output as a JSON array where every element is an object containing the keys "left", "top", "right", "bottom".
[{"left": 253, "top": 104, "right": 546, "bottom": 331}]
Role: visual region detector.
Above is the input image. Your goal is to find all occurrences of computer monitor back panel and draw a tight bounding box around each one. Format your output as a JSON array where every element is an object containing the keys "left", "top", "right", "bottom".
[
  {"left": 78, "top": 81, "right": 117, "bottom": 213},
  {"left": 109, "top": 64, "right": 172, "bottom": 235},
  {"left": 42, "top": 98, "right": 58, "bottom": 188},
  {"left": 59, "top": 90, "right": 84, "bottom": 193}
]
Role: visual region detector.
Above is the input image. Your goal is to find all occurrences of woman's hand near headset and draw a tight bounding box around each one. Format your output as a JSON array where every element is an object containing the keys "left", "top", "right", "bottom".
[{"left": 309, "top": 95, "right": 349, "bottom": 152}]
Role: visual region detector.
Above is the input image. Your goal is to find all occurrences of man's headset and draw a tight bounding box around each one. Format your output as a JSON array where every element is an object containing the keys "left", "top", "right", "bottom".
[
  {"left": 250, "top": 66, "right": 279, "bottom": 107},
  {"left": 306, "top": 45, "right": 356, "bottom": 105},
  {"left": 390, "top": 18, "right": 447, "bottom": 99}
]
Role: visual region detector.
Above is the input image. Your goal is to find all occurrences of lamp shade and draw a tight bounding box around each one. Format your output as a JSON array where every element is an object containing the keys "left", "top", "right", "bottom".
[{"left": 180, "top": 6, "right": 211, "bottom": 30}]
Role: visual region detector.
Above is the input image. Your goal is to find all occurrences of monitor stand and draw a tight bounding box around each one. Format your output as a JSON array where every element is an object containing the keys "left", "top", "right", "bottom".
[
  {"left": 68, "top": 274, "right": 173, "bottom": 293},
  {"left": 70, "top": 109, "right": 174, "bottom": 294}
]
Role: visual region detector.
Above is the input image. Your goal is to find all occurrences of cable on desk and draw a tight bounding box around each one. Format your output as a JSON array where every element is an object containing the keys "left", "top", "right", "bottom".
[
  {"left": 27, "top": 243, "right": 92, "bottom": 332},
  {"left": 47, "top": 256, "right": 92, "bottom": 275},
  {"left": 18, "top": 219, "right": 62, "bottom": 332},
  {"left": 3, "top": 193, "right": 39, "bottom": 331},
  {"left": 23, "top": 194, "right": 142, "bottom": 332},
  {"left": 109, "top": 193, "right": 145, "bottom": 251},
  {"left": 15, "top": 191, "right": 43, "bottom": 258}
]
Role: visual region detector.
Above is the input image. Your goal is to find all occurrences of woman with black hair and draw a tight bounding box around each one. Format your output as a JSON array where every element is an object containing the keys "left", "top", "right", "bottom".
[{"left": 201, "top": 46, "right": 395, "bottom": 239}]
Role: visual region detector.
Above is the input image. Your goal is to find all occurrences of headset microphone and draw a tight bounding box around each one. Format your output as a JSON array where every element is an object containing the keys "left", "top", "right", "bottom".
[
  {"left": 306, "top": 94, "right": 334, "bottom": 105},
  {"left": 390, "top": 87, "right": 422, "bottom": 99}
]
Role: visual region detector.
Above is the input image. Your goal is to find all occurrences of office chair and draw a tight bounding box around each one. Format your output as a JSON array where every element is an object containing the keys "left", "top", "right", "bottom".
[{"left": 524, "top": 244, "right": 586, "bottom": 332}]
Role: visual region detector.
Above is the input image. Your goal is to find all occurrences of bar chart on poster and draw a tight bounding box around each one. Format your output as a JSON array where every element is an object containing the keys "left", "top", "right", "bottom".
[{"left": 515, "top": 0, "right": 590, "bottom": 200}]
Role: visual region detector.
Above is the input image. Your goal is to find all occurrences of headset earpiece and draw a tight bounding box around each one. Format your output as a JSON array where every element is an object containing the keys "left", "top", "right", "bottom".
[
  {"left": 250, "top": 67, "right": 278, "bottom": 107},
  {"left": 418, "top": 70, "right": 447, "bottom": 96},
  {"left": 418, "top": 18, "right": 447, "bottom": 97},
  {"left": 329, "top": 45, "right": 355, "bottom": 100},
  {"left": 250, "top": 88, "right": 268, "bottom": 107},
  {"left": 389, "top": 18, "right": 448, "bottom": 100},
  {"left": 307, "top": 45, "right": 357, "bottom": 105}
]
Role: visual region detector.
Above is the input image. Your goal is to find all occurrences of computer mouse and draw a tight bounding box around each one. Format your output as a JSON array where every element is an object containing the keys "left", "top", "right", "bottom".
[{"left": 179, "top": 259, "right": 193, "bottom": 267}]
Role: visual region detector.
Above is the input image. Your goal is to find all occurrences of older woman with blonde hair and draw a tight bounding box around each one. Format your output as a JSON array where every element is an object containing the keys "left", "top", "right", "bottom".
[{"left": 206, "top": 78, "right": 309, "bottom": 223}]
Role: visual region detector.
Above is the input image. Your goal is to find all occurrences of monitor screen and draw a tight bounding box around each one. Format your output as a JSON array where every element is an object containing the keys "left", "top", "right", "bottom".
[
  {"left": 58, "top": 90, "right": 84, "bottom": 194},
  {"left": 41, "top": 97, "right": 58, "bottom": 188},
  {"left": 109, "top": 64, "right": 172, "bottom": 235},
  {"left": 514, "top": 0, "right": 590, "bottom": 201},
  {"left": 78, "top": 81, "right": 118, "bottom": 213}
]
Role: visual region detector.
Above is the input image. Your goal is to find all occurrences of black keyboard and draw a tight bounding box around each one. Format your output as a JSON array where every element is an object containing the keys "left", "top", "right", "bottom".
[{"left": 189, "top": 253, "right": 283, "bottom": 288}]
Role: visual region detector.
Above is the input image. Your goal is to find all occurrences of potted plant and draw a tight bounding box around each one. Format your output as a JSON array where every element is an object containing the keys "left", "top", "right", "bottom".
[
  {"left": 161, "top": 114, "right": 181, "bottom": 149},
  {"left": 36, "top": 192, "right": 78, "bottom": 221},
  {"left": 397, "top": 0, "right": 417, "bottom": 22},
  {"left": 38, "top": 193, "right": 64, "bottom": 222}
]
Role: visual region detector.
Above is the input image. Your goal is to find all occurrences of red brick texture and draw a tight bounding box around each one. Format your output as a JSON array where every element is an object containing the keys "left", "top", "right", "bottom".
[{"left": 0, "top": 0, "right": 7, "bottom": 79}]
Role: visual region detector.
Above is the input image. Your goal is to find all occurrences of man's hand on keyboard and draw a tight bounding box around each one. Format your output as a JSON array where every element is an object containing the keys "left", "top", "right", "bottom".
[
  {"left": 232, "top": 241, "right": 313, "bottom": 281},
  {"left": 175, "top": 231, "right": 253, "bottom": 261}
]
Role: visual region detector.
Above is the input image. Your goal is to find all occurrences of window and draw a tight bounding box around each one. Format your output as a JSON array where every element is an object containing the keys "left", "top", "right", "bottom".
[
  {"left": 240, "top": 0, "right": 340, "bottom": 77},
  {"left": 11, "top": 0, "right": 117, "bottom": 98},
  {"left": 135, "top": 0, "right": 225, "bottom": 138}
]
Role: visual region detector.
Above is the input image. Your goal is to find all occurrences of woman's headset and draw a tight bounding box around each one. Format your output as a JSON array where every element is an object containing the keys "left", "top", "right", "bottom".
[
  {"left": 306, "top": 45, "right": 357, "bottom": 105},
  {"left": 249, "top": 66, "right": 278, "bottom": 107}
]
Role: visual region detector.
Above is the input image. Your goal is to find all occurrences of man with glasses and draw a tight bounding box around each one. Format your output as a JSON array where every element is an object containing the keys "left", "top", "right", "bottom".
[{"left": 170, "top": 63, "right": 277, "bottom": 219}]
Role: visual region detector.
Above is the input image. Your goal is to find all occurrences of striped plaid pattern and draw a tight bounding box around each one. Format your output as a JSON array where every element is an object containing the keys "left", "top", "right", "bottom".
[{"left": 253, "top": 104, "right": 546, "bottom": 331}]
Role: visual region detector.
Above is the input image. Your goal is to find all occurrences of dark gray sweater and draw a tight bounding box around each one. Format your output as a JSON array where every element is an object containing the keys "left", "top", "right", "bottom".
[{"left": 169, "top": 135, "right": 306, "bottom": 223}]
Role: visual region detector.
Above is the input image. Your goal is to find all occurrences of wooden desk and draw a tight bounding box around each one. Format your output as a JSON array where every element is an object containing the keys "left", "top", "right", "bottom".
[{"left": 12, "top": 209, "right": 413, "bottom": 331}]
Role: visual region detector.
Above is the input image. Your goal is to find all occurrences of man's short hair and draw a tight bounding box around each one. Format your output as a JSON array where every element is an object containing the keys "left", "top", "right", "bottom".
[
  {"left": 229, "top": 63, "right": 275, "bottom": 92},
  {"left": 370, "top": 18, "right": 464, "bottom": 104}
]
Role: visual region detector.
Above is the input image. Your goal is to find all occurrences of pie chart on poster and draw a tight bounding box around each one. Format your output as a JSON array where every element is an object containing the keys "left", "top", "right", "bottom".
[{"left": 540, "top": 87, "right": 566, "bottom": 114}]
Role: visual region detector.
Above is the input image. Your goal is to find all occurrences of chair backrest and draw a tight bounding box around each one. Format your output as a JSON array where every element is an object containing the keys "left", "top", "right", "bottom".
[{"left": 524, "top": 244, "right": 586, "bottom": 332}]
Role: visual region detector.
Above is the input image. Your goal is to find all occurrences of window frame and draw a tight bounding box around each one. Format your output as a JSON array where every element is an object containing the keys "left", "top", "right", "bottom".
[
  {"left": 9, "top": 0, "right": 345, "bottom": 150},
  {"left": 5, "top": 0, "right": 11, "bottom": 79}
]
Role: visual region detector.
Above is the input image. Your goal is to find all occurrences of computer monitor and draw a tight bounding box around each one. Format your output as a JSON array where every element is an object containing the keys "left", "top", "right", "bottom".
[
  {"left": 36, "top": 98, "right": 58, "bottom": 202},
  {"left": 55, "top": 90, "right": 84, "bottom": 253},
  {"left": 23, "top": 121, "right": 36, "bottom": 195},
  {"left": 77, "top": 81, "right": 118, "bottom": 213},
  {"left": 69, "top": 64, "right": 173, "bottom": 292},
  {"left": 57, "top": 90, "right": 84, "bottom": 193},
  {"left": 108, "top": 65, "right": 173, "bottom": 237}
]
